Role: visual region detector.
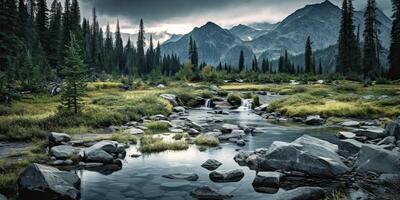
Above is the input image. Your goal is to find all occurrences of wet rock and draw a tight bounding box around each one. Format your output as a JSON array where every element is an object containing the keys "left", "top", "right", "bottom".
[
  {"left": 50, "top": 145, "right": 81, "bottom": 160},
  {"left": 260, "top": 135, "right": 349, "bottom": 177},
  {"left": 173, "top": 106, "right": 186, "bottom": 113},
  {"left": 377, "top": 136, "right": 396, "bottom": 145},
  {"left": 235, "top": 139, "right": 246, "bottom": 147},
  {"left": 149, "top": 114, "right": 169, "bottom": 121},
  {"left": 341, "top": 121, "right": 361, "bottom": 127},
  {"left": 239, "top": 123, "right": 255, "bottom": 133},
  {"left": 130, "top": 153, "right": 142, "bottom": 158},
  {"left": 201, "top": 159, "right": 222, "bottom": 171},
  {"left": 354, "top": 144, "right": 400, "bottom": 174},
  {"left": 338, "top": 139, "right": 363, "bottom": 157},
  {"left": 84, "top": 148, "right": 114, "bottom": 163},
  {"left": 83, "top": 141, "right": 125, "bottom": 163},
  {"left": 162, "top": 173, "right": 199, "bottom": 181},
  {"left": 190, "top": 186, "right": 233, "bottom": 200},
  {"left": 349, "top": 188, "right": 369, "bottom": 200},
  {"left": 0, "top": 194, "right": 7, "bottom": 200},
  {"left": 254, "top": 104, "right": 268, "bottom": 112},
  {"left": 85, "top": 161, "right": 122, "bottom": 175},
  {"left": 292, "top": 117, "right": 304, "bottom": 123},
  {"left": 209, "top": 85, "right": 219, "bottom": 91},
  {"left": 160, "top": 94, "right": 178, "bottom": 106},
  {"left": 52, "top": 159, "right": 74, "bottom": 166},
  {"left": 384, "top": 121, "right": 400, "bottom": 140},
  {"left": 18, "top": 163, "right": 80, "bottom": 200},
  {"left": 218, "top": 130, "right": 244, "bottom": 140},
  {"left": 209, "top": 169, "right": 244, "bottom": 182},
  {"left": 337, "top": 131, "right": 356, "bottom": 139},
  {"left": 221, "top": 124, "right": 240, "bottom": 133},
  {"left": 252, "top": 172, "right": 284, "bottom": 193},
  {"left": 274, "top": 187, "right": 325, "bottom": 200},
  {"left": 304, "top": 115, "right": 323, "bottom": 125},
  {"left": 233, "top": 151, "right": 252, "bottom": 165},
  {"left": 127, "top": 128, "right": 145, "bottom": 135},
  {"left": 188, "top": 128, "right": 200, "bottom": 136},
  {"left": 49, "top": 132, "right": 71, "bottom": 146},
  {"left": 189, "top": 122, "right": 203, "bottom": 131},
  {"left": 353, "top": 127, "right": 385, "bottom": 139},
  {"left": 78, "top": 162, "right": 104, "bottom": 168}
]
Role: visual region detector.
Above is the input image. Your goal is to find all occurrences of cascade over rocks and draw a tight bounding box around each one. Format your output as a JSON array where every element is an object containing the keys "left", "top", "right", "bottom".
[{"left": 18, "top": 163, "right": 80, "bottom": 200}]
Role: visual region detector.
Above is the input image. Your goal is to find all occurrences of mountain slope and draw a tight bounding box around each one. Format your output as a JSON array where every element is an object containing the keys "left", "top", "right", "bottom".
[{"left": 229, "top": 24, "right": 268, "bottom": 41}]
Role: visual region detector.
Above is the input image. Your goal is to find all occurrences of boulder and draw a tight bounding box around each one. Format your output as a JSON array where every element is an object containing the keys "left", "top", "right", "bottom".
[
  {"left": 209, "top": 85, "right": 219, "bottom": 91},
  {"left": 235, "top": 139, "right": 246, "bottom": 147},
  {"left": 49, "top": 132, "right": 71, "bottom": 146},
  {"left": 337, "top": 131, "right": 356, "bottom": 139},
  {"left": 353, "top": 127, "right": 385, "bottom": 139},
  {"left": 354, "top": 144, "right": 400, "bottom": 174},
  {"left": 384, "top": 122, "right": 400, "bottom": 140},
  {"left": 52, "top": 159, "right": 74, "bottom": 166},
  {"left": 377, "top": 173, "right": 400, "bottom": 185},
  {"left": 338, "top": 139, "right": 363, "bottom": 157},
  {"left": 275, "top": 187, "right": 325, "bottom": 200},
  {"left": 304, "top": 115, "right": 323, "bottom": 125},
  {"left": 377, "top": 136, "right": 396, "bottom": 145},
  {"left": 173, "top": 106, "right": 186, "bottom": 113},
  {"left": 188, "top": 128, "right": 200, "bottom": 136},
  {"left": 190, "top": 186, "right": 232, "bottom": 200},
  {"left": 201, "top": 159, "right": 222, "bottom": 171},
  {"left": 189, "top": 122, "right": 203, "bottom": 131},
  {"left": 233, "top": 151, "right": 252, "bottom": 166},
  {"left": 341, "top": 121, "right": 360, "bottom": 127},
  {"left": 255, "top": 104, "right": 268, "bottom": 112},
  {"left": 84, "top": 149, "right": 114, "bottom": 163},
  {"left": 160, "top": 94, "right": 178, "bottom": 106},
  {"left": 260, "top": 135, "right": 349, "bottom": 177},
  {"left": 83, "top": 141, "right": 125, "bottom": 163},
  {"left": 127, "top": 128, "right": 145, "bottom": 135},
  {"left": 218, "top": 130, "right": 244, "bottom": 140},
  {"left": 162, "top": 173, "right": 199, "bottom": 181},
  {"left": 252, "top": 172, "right": 284, "bottom": 193},
  {"left": 221, "top": 124, "right": 240, "bottom": 133},
  {"left": 209, "top": 169, "right": 244, "bottom": 182},
  {"left": 18, "top": 163, "right": 80, "bottom": 200},
  {"left": 239, "top": 123, "right": 255, "bottom": 133},
  {"left": 50, "top": 145, "right": 81, "bottom": 160}
]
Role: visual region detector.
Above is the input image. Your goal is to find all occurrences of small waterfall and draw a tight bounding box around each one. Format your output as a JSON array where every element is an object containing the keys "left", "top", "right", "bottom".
[
  {"left": 204, "top": 99, "right": 211, "bottom": 108},
  {"left": 238, "top": 99, "right": 252, "bottom": 111}
]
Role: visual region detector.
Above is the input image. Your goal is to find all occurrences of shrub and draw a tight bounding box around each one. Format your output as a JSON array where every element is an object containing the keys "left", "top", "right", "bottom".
[
  {"left": 172, "top": 133, "right": 184, "bottom": 140},
  {"left": 217, "top": 90, "right": 228, "bottom": 97},
  {"left": 139, "top": 135, "right": 188, "bottom": 153},
  {"left": 111, "top": 132, "right": 137, "bottom": 144},
  {"left": 146, "top": 121, "right": 170, "bottom": 134},
  {"left": 194, "top": 135, "right": 219, "bottom": 147},
  {"left": 335, "top": 84, "right": 359, "bottom": 92},
  {"left": 227, "top": 93, "right": 242, "bottom": 106}
]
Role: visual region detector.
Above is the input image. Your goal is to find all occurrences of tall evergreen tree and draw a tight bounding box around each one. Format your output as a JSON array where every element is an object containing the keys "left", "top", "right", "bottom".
[
  {"left": 70, "top": 0, "right": 81, "bottom": 40},
  {"left": 305, "top": 36, "right": 313, "bottom": 73},
  {"left": 60, "top": 34, "right": 87, "bottom": 114},
  {"left": 136, "top": 19, "right": 146, "bottom": 75},
  {"left": 363, "top": 0, "right": 380, "bottom": 79},
  {"left": 188, "top": 36, "right": 199, "bottom": 69},
  {"left": 238, "top": 50, "right": 245, "bottom": 72},
  {"left": 251, "top": 55, "right": 258, "bottom": 71},
  {"left": 48, "top": 0, "right": 63, "bottom": 69},
  {"left": 104, "top": 23, "right": 114, "bottom": 73},
  {"left": 389, "top": 0, "right": 400, "bottom": 79},
  {"left": 146, "top": 34, "right": 155, "bottom": 72},
  {"left": 155, "top": 41, "right": 161, "bottom": 68},
  {"left": 36, "top": 0, "right": 49, "bottom": 55},
  {"left": 115, "top": 19, "right": 124, "bottom": 73},
  {"left": 62, "top": 0, "right": 71, "bottom": 52}
]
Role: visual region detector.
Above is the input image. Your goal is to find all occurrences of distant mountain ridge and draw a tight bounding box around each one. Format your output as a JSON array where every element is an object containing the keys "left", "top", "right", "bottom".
[{"left": 160, "top": 0, "right": 392, "bottom": 68}]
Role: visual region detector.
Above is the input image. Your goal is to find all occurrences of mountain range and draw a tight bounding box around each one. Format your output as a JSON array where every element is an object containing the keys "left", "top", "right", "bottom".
[{"left": 160, "top": 0, "right": 392, "bottom": 69}]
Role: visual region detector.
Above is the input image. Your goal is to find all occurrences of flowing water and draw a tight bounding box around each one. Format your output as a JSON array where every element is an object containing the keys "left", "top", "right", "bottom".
[{"left": 78, "top": 106, "right": 343, "bottom": 200}]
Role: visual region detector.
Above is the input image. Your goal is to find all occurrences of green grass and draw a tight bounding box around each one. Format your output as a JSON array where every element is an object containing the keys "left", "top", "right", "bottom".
[
  {"left": 139, "top": 135, "right": 189, "bottom": 153},
  {"left": 172, "top": 133, "right": 185, "bottom": 140},
  {"left": 227, "top": 93, "right": 242, "bottom": 106},
  {"left": 111, "top": 131, "right": 138, "bottom": 144},
  {"left": 146, "top": 121, "right": 170, "bottom": 134},
  {"left": 194, "top": 135, "right": 220, "bottom": 147}
]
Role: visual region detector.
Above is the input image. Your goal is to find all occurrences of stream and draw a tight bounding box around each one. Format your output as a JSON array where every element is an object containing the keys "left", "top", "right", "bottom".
[{"left": 78, "top": 97, "right": 344, "bottom": 200}]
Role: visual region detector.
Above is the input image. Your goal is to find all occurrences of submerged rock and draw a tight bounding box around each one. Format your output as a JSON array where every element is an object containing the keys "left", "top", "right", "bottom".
[
  {"left": 209, "top": 169, "right": 244, "bottom": 182},
  {"left": 354, "top": 144, "right": 400, "bottom": 174},
  {"left": 274, "top": 187, "right": 325, "bottom": 200},
  {"left": 221, "top": 124, "right": 240, "bottom": 133},
  {"left": 218, "top": 130, "right": 244, "bottom": 140},
  {"left": 49, "top": 132, "right": 71, "bottom": 146},
  {"left": 304, "top": 115, "right": 323, "bottom": 125},
  {"left": 18, "top": 163, "right": 80, "bottom": 200},
  {"left": 337, "top": 131, "right": 356, "bottom": 139},
  {"left": 162, "top": 173, "right": 199, "bottom": 181},
  {"left": 252, "top": 172, "right": 284, "bottom": 193},
  {"left": 341, "top": 121, "right": 360, "bottom": 127},
  {"left": 353, "top": 127, "right": 385, "bottom": 139},
  {"left": 201, "top": 159, "right": 222, "bottom": 171},
  {"left": 190, "top": 186, "right": 233, "bottom": 200}
]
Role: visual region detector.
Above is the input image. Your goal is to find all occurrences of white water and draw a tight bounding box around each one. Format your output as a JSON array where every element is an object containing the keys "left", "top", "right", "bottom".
[
  {"left": 201, "top": 99, "right": 212, "bottom": 109},
  {"left": 237, "top": 99, "right": 253, "bottom": 111}
]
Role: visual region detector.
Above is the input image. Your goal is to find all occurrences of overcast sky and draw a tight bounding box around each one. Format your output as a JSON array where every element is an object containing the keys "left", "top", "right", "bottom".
[{"left": 51, "top": 0, "right": 393, "bottom": 34}]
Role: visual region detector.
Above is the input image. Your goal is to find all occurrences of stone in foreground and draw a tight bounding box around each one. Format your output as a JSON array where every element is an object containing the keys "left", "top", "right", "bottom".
[
  {"left": 354, "top": 144, "right": 400, "bottom": 174},
  {"left": 252, "top": 172, "right": 284, "bottom": 193},
  {"left": 162, "top": 173, "right": 199, "bottom": 181},
  {"left": 49, "top": 132, "right": 71, "bottom": 146},
  {"left": 274, "top": 187, "right": 325, "bottom": 200},
  {"left": 190, "top": 186, "right": 233, "bottom": 200},
  {"left": 18, "top": 163, "right": 80, "bottom": 200},
  {"left": 201, "top": 159, "right": 222, "bottom": 171},
  {"left": 209, "top": 169, "right": 244, "bottom": 182},
  {"left": 304, "top": 115, "right": 323, "bottom": 125}
]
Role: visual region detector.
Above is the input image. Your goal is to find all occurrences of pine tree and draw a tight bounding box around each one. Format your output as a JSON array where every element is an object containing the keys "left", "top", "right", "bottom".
[
  {"left": 319, "top": 59, "right": 323, "bottom": 74},
  {"left": 36, "top": 0, "right": 49, "bottom": 55},
  {"left": 115, "top": 19, "right": 124, "bottom": 73},
  {"left": 62, "top": 0, "right": 71, "bottom": 52},
  {"left": 389, "top": 0, "right": 400, "bottom": 79},
  {"left": 238, "top": 50, "right": 245, "bottom": 72},
  {"left": 146, "top": 34, "right": 155, "bottom": 72},
  {"left": 70, "top": 0, "right": 81, "bottom": 39},
  {"left": 363, "top": 0, "right": 380, "bottom": 79},
  {"left": 48, "top": 0, "right": 63, "bottom": 69},
  {"left": 188, "top": 36, "right": 199, "bottom": 69},
  {"left": 251, "top": 55, "right": 258, "bottom": 71},
  {"left": 305, "top": 36, "right": 313, "bottom": 73},
  {"left": 155, "top": 41, "right": 161, "bottom": 68},
  {"left": 60, "top": 34, "right": 87, "bottom": 114},
  {"left": 123, "top": 38, "right": 135, "bottom": 75},
  {"left": 278, "top": 56, "right": 284, "bottom": 73},
  {"left": 136, "top": 19, "right": 146, "bottom": 75}
]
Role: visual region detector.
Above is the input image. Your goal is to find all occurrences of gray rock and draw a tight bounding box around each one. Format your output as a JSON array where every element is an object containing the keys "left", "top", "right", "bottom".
[
  {"left": 235, "top": 139, "right": 246, "bottom": 147},
  {"left": 188, "top": 128, "right": 200, "bottom": 136},
  {"left": 377, "top": 136, "right": 396, "bottom": 145},
  {"left": 0, "top": 194, "right": 7, "bottom": 200},
  {"left": 85, "top": 140, "right": 123, "bottom": 154},
  {"left": 18, "top": 163, "right": 80, "bottom": 200},
  {"left": 239, "top": 123, "right": 255, "bottom": 133},
  {"left": 254, "top": 104, "right": 268, "bottom": 112},
  {"left": 353, "top": 127, "right": 385, "bottom": 139},
  {"left": 341, "top": 121, "right": 360, "bottom": 127},
  {"left": 52, "top": 159, "right": 74, "bottom": 166},
  {"left": 338, "top": 139, "right": 363, "bottom": 157},
  {"left": 160, "top": 94, "right": 178, "bottom": 106},
  {"left": 349, "top": 189, "right": 368, "bottom": 200},
  {"left": 293, "top": 134, "right": 338, "bottom": 153},
  {"left": 337, "top": 131, "right": 356, "bottom": 139},
  {"left": 189, "top": 121, "right": 203, "bottom": 131},
  {"left": 162, "top": 173, "right": 199, "bottom": 181},
  {"left": 127, "top": 128, "right": 145, "bottom": 135},
  {"left": 50, "top": 145, "right": 81, "bottom": 160},
  {"left": 78, "top": 162, "right": 104, "bottom": 168},
  {"left": 275, "top": 187, "right": 325, "bottom": 200},
  {"left": 252, "top": 172, "right": 283, "bottom": 193},
  {"left": 210, "top": 85, "right": 219, "bottom": 91},
  {"left": 209, "top": 169, "right": 244, "bottom": 182},
  {"left": 201, "top": 159, "right": 222, "bottom": 171},
  {"left": 260, "top": 135, "right": 349, "bottom": 177},
  {"left": 190, "top": 186, "right": 233, "bottom": 200},
  {"left": 173, "top": 106, "right": 186, "bottom": 113},
  {"left": 221, "top": 124, "right": 240, "bottom": 133},
  {"left": 85, "top": 149, "right": 114, "bottom": 163},
  {"left": 384, "top": 122, "right": 400, "bottom": 140},
  {"left": 49, "top": 132, "right": 71, "bottom": 146},
  {"left": 304, "top": 115, "right": 323, "bottom": 125},
  {"left": 354, "top": 144, "right": 400, "bottom": 174},
  {"left": 218, "top": 130, "right": 244, "bottom": 140},
  {"left": 377, "top": 173, "right": 400, "bottom": 185},
  {"left": 233, "top": 151, "right": 253, "bottom": 165}
]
